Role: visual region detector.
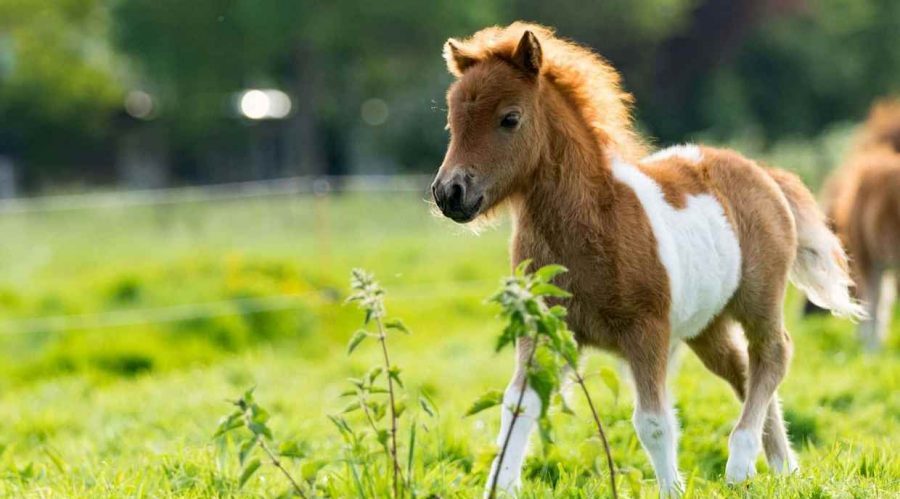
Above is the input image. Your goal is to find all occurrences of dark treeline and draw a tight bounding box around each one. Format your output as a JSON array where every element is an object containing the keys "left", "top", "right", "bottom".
[{"left": 0, "top": 0, "right": 898, "bottom": 192}]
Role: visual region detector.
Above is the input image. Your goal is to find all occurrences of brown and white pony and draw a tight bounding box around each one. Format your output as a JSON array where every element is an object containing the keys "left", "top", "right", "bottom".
[
  {"left": 430, "top": 23, "right": 863, "bottom": 495},
  {"left": 821, "top": 99, "right": 900, "bottom": 349}
]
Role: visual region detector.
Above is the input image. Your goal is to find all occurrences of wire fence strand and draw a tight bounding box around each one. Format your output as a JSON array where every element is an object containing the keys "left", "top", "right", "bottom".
[{"left": 0, "top": 174, "right": 434, "bottom": 214}]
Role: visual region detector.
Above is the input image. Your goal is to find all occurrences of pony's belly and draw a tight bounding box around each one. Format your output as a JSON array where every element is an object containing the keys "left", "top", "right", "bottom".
[
  {"left": 611, "top": 156, "right": 742, "bottom": 340},
  {"left": 665, "top": 194, "right": 742, "bottom": 339}
]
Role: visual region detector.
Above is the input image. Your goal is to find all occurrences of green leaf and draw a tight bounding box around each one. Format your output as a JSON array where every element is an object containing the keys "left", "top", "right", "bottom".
[
  {"left": 384, "top": 318, "right": 410, "bottom": 334},
  {"left": 327, "top": 415, "right": 352, "bottom": 437},
  {"left": 535, "top": 264, "right": 568, "bottom": 282},
  {"left": 239, "top": 458, "right": 261, "bottom": 488},
  {"left": 248, "top": 422, "right": 273, "bottom": 440},
  {"left": 279, "top": 440, "right": 308, "bottom": 460},
  {"left": 242, "top": 387, "right": 256, "bottom": 405},
  {"left": 531, "top": 283, "right": 572, "bottom": 298},
  {"left": 366, "top": 366, "right": 384, "bottom": 384},
  {"left": 537, "top": 416, "right": 555, "bottom": 448},
  {"left": 514, "top": 259, "right": 533, "bottom": 277},
  {"left": 549, "top": 305, "right": 568, "bottom": 319},
  {"left": 342, "top": 402, "right": 361, "bottom": 414},
  {"left": 465, "top": 389, "right": 504, "bottom": 416},
  {"left": 418, "top": 395, "right": 436, "bottom": 418},
  {"left": 599, "top": 366, "right": 620, "bottom": 403},
  {"left": 528, "top": 352, "right": 561, "bottom": 418},
  {"left": 214, "top": 412, "right": 243, "bottom": 437},
  {"left": 251, "top": 405, "right": 269, "bottom": 425},
  {"left": 347, "top": 329, "right": 368, "bottom": 355},
  {"left": 239, "top": 436, "right": 258, "bottom": 466},
  {"left": 376, "top": 429, "right": 390, "bottom": 449},
  {"left": 388, "top": 367, "right": 404, "bottom": 388},
  {"left": 371, "top": 401, "right": 386, "bottom": 421},
  {"left": 407, "top": 423, "right": 417, "bottom": 484},
  {"left": 495, "top": 323, "right": 519, "bottom": 353}
]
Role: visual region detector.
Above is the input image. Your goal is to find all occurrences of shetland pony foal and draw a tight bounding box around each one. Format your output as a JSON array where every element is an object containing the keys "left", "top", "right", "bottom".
[
  {"left": 431, "top": 24, "right": 862, "bottom": 495},
  {"left": 821, "top": 99, "right": 900, "bottom": 349}
]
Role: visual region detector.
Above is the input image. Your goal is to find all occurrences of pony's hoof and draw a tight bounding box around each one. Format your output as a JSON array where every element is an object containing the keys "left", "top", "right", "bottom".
[
  {"left": 726, "top": 429, "right": 760, "bottom": 483},
  {"left": 768, "top": 453, "right": 800, "bottom": 475}
]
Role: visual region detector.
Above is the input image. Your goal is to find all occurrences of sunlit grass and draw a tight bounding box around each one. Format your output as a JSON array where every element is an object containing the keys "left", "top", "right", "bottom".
[{"left": 0, "top": 192, "right": 897, "bottom": 497}]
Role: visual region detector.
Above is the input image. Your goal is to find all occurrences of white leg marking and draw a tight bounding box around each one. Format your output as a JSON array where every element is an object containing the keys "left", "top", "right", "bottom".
[
  {"left": 485, "top": 384, "right": 541, "bottom": 496},
  {"left": 875, "top": 272, "right": 896, "bottom": 345},
  {"left": 726, "top": 428, "right": 761, "bottom": 483},
  {"left": 633, "top": 408, "right": 683, "bottom": 495},
  {"left": 768, "top": 450, "right": 799, "bottom": 475}
]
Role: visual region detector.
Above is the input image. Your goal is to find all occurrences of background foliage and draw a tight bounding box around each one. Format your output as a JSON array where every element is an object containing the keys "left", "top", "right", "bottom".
[{"left": 1, "top": 0, "right": 899, "bottom": 188}]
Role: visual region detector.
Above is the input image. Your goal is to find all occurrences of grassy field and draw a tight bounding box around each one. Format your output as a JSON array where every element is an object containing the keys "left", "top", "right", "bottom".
[{"left": 0, "top": 189, "right": 898, "bottom": 498}]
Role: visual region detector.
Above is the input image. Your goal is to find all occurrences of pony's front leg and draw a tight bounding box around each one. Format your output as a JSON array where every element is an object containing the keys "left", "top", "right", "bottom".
[
  {"left": 485, "top": 338, "right": 542, "bottom": 497},
  {"left": 623, "top": 325, "right": 684, "bottom": 497}
]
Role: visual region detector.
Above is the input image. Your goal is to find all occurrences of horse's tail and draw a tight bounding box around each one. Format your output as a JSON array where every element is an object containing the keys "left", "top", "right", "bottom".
[{"left": 766, "top": 167, "right": 868, "bottom": 320}]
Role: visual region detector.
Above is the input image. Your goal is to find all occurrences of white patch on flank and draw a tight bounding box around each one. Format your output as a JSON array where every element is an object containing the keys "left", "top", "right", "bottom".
[
  {"left": 633, "top": 408, "right": 683, "bottom": 494},
  {"left": 726, "top": 428, "right": 761, "bottom": 483},
  {"left": 485, "top": 384, "right": 541, "bottom": 496},
  {"left": 640, "top": 144, "right": 703, "bottom": 165},
  {"left": 611, "top": 157, "right": 742, "bottom": 340}
]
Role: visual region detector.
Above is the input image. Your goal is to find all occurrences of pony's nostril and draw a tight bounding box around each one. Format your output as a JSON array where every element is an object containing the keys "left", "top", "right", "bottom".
[{"left": 448, "top": 182, "right": 465, "bottom": 209}]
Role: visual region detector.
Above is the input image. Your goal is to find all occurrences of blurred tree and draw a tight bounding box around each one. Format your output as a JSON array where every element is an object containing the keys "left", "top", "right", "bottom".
[
  {"left": 0, "top": 0, "right": 122, "bottom": 188},
  {"left": 113, "top": 0, "right": 505, "bottom": 178}
]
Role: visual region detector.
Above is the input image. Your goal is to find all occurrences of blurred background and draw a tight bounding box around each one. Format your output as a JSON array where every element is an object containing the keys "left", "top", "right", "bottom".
[
  {"left": 1, "top": 2, "right": 899, "bottom": 496},
  {"left": 1, "top": 0, "right": 899, "bottom": 195}
]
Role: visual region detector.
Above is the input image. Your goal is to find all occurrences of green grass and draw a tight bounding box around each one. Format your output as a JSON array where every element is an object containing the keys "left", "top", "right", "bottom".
[{"left": 0, "top": 191, "right": 898, "bottom": 497}]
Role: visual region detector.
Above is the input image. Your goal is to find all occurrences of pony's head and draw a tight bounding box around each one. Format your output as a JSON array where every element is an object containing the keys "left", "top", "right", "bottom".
[
  {"left": 431, "top": 23, "right": 643, "bottom": 224},
  {"left": 431, "top": 28, "right": 546, "bottom": 223}
]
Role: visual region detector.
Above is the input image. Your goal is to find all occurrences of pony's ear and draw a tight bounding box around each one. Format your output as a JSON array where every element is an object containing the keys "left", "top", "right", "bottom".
[
  {"left": 511, "top": 30, "right": 542, "bottom": 77},
  {"left": 444, "top": 39, "right": 479, "bottom": 76}
]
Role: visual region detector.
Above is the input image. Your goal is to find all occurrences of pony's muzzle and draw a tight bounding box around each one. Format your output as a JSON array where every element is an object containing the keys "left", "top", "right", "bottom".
[{"left": 431, "top": 172, "right": 483, "bottom": 223}]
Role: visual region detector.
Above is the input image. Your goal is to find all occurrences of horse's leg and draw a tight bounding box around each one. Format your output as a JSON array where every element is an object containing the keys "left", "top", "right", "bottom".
[
  {"left": 873, "top": 271, "right": 896, "bottom": 347},
  {"left": 726, "top": 309, "right": 793, "bottom": 483},
  {"left": 858, "top": 266, "right": 885, "bottom": 351},
  {"left": 485, "top": 337, "right": 542, "bottom": 495},
  {"left": 687, "top": 316, "right": 797, "bottom": 474},
  {"left": 622, "top": 322, "right": 683, "bottom": 495}
]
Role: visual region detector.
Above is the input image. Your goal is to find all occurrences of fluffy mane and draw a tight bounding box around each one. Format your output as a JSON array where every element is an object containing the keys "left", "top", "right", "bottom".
[{"left": 445, "top": 22, "right": 648, "bottom": 161}]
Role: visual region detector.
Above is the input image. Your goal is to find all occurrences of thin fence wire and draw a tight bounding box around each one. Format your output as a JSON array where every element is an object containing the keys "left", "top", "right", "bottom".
[
  {"left": 0, "top": 174, "right": 434, "bottom": 214},
  {"left": 0, "top": 174, "right": 489, "bottom": 338},
  {"left": 0, "top": 279, "right": 497, "bottom": 336}
]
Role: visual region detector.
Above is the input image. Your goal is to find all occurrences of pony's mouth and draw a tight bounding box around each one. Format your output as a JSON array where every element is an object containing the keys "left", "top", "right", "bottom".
[{"left": 445, "top": 195, "right": 484, "bottom": 223}]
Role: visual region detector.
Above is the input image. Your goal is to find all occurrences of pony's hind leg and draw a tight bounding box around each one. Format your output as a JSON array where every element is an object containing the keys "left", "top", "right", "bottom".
[
  {"left": 485, "top": 337, "right": 542, "bottom": 495},
  {"left": 858, "top": 266, "right": 886, "bottom": 350},
  {"left": 622, "top": 321, "right": 683, "bottom": 495},
  {"left": 687, "top": 316, "right": 797, "bottom": 475},
  {"left": 726, "top": 309, "right": 793, "bottom": 483}
]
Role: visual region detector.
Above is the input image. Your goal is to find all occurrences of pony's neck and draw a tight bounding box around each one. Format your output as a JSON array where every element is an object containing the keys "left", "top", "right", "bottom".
[
  {"left": 523, "top": 90, "right": 621, "bottom": 224},
  {"left": 510, "top": 90, "right": 626, "bottom": 265}
]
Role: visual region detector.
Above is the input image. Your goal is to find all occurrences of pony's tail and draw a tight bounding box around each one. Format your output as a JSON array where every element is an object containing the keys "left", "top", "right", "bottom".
[{"left": 766, "top": 168, "right": 868, "bottom": 320}]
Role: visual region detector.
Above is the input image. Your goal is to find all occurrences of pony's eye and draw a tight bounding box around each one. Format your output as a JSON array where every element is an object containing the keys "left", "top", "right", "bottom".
[{"left": 500, "top": 112, "right": 520, "bottom": 129}]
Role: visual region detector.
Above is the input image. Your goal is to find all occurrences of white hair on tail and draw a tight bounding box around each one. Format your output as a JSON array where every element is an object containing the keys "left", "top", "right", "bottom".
[{"left": 789, "top": 223, "right": 868, "bottom": 320}]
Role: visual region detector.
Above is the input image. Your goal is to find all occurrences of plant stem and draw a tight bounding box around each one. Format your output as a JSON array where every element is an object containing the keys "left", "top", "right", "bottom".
[
  {"left": 239, "top": 405, "right": 308, "bottom": 498},
  {"left": 488, "top": 338, "right": 538, "bottom": 499},
  {"left": 259, "top": 439, "right": 308, "bottom": 498},
  {"left": 574, "top": 371, "right": 617, "bottom": 499},
  {"left": 375, "top": 316, "right": 401, "bottom": 499}
]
